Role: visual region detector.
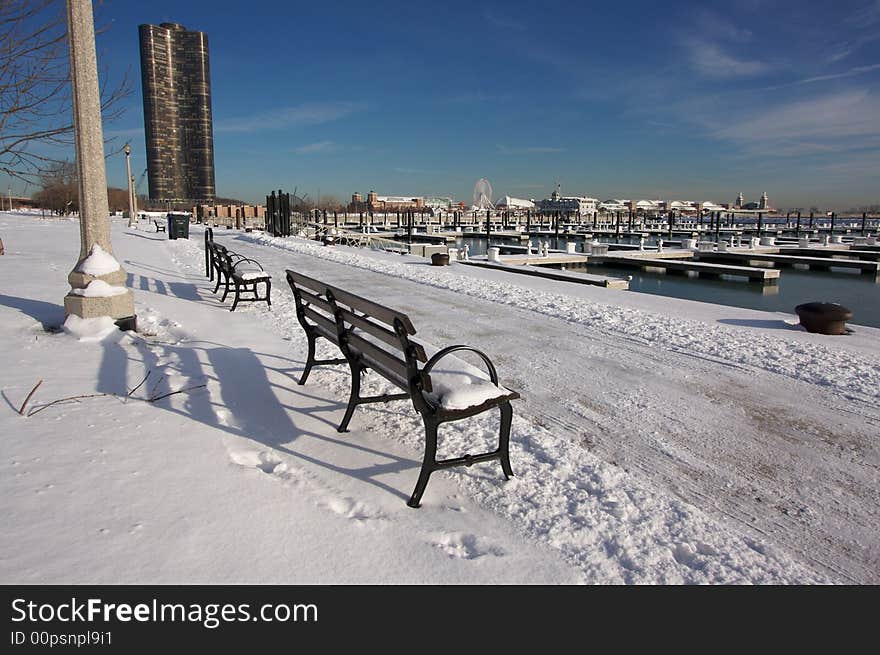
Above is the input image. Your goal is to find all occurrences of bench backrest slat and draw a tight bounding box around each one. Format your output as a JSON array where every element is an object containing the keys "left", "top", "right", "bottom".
[
  {"left": 302, "top": 305, "right": 337, "bottom": 336},
  {"left": 288, "top": 269, "right": 416, "bottom": 336},
  {"left": 329, "top": 286, "right": 416, "bottom": 335},
  {"left": 345, "top": 332, "right": 410, "bottom": 386},
  {"left": 338, "top": 308, "right": 427, "bottom": 363},
  {"left": 296, "top": 287, "right": 335, "bottom": 316}
]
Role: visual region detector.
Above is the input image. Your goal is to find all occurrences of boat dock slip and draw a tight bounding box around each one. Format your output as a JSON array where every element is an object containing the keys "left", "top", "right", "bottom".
[
  {"left": 461, "top": 259, "right": 629, "bottom": 289},
  {"left": 495, "top": 253, "right": 592, "bottom": 267},
  {"left": 593, "top": 254, "right": 780, "bottom": 283},
  {"left": 783, "top": 247, "right": 880, "bottom": 262},
  {"left": 697, "top": 251, "right": 880, "bottom": 274}
]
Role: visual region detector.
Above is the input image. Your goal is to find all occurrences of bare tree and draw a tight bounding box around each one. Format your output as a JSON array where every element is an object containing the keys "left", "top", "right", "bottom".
[
  {"left": 31, "top": 159, "right": 77, "bottom": 214},
  {"left": 0, "top": 0, "right": 130, "bottom": 183}
]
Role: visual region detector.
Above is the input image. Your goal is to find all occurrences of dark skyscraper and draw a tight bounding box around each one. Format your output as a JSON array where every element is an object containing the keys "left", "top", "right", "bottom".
[{"left": 138, "top": 23, "right": 215, "bottom": 203}]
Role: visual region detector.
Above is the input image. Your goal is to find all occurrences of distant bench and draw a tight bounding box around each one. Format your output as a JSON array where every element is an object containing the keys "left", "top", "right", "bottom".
[
  {"left": 204, "top": 229, "right": 271, "bottom": 311},
  {"left": 285, "top": 268, "right": 519, "bottom": 508},
  {"left": 153, "top": 219, "right": 166, "bottom": 233}
]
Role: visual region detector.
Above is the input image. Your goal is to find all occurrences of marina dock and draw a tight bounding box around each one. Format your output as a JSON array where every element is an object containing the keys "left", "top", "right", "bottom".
[
  {"left": 461, "top": 259, "right": 629, "bottom": 289},
  {"left": 697, "top": 251, "right": 880, "bottom": 274}
]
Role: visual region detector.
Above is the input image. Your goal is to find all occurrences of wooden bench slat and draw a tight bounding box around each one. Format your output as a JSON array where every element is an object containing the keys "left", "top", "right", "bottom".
[
  {"left": 287, "top": 269, "right": 415, "bottom": 335},
  {"left": 339, "top": 308, "right": 427, "bottom": 362},
  {"left": 330, "top": 287, "right": 416, "bottom": 335},
  {"left": 345, "top": 332, "right": 410, "bottom": 387},
  {"left": 302, "top": 305, "right": 337, "bottom": 338},
  {"left": 295, "top": 287, "right": 335, "bottom": 315}
]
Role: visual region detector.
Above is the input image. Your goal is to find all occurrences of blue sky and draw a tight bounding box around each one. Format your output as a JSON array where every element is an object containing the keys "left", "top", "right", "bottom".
[{"left": 7, "top": 0, "right": 880, "bottom": 207}]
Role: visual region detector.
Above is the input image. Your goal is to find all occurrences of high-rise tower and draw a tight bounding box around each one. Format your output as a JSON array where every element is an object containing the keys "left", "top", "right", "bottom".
[{"left": 139, "top": 23, "right": 215, "bottom": 203}]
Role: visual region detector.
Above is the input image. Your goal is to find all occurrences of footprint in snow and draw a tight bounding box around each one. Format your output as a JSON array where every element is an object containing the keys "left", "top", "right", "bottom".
[{"left": 431, "top": 532, "right": 505, "bottom": 560}]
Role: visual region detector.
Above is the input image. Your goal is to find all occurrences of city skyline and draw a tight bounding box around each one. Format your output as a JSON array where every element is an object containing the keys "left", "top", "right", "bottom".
[{"left": 3, "top": 0, "right": 879, "bottom": 208}]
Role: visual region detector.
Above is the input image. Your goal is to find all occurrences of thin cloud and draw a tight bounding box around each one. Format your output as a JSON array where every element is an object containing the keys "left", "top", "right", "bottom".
[
  {"left": 715, "top": 90, "right": 879, "bottom": 144},
  {"left": 294, "top": 140, "right": 338, "bottom": 154},
  {"left": 484, "top": 9, "right": 526, "bottom": 32},
  {"left": 798, "top": 63, "right": 880, "bottom": 84},
  {"left": 497, "top": 145, "right": 565, "bottom": 155},
  {"left": 215, "top": 102, "right": 362, "bottom": 133},
  {"left": 846, "top": 0, "right": 880, "bottom": 26},
  {"left": 685, "top": 40, "right": 770, "bottom": 78}
]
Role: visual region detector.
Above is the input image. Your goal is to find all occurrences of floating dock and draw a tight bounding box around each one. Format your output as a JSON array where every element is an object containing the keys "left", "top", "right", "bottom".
[
  {"left": 461, "top": 259, "right": 629, "bottom": 289},
  {"left": 593, "top": 253, "right": 780, "bottom": 283},
  {"left": 697, "top": 251, "right": 880, "bottom": 274}
]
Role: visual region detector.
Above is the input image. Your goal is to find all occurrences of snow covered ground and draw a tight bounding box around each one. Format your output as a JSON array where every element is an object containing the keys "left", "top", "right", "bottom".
[{"left": 1, "top": 212, "right": 878, "bottom": 584}]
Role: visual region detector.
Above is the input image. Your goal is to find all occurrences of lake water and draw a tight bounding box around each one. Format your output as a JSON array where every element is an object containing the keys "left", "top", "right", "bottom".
[{"left": 456, "top": 235, "right": 880, "bottom": 328}]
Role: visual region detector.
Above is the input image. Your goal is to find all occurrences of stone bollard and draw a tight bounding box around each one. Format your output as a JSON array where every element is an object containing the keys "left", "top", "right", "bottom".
[
  {"left": 447, "top": 247, "right": 459, "bottom": 261},
  {"left": 830, "top": 235, "right": 843, "bottom": 244},
  {"left": 488, "top": 247, "right": 501, "bottom": 262},
  {"left": 749, "top": 237, "right": 760, "bottom": 249},
  {"left": 798, "top": 237, "right": 810, "bottom": 248},
  {"left": 682, "top": 238, "right": 697, "bottom": 249},
  {"left": 717, "top": 240, "right": 727, "bottom": 252},
  {"left": 760, "top": 236, "right": 776, "bottom": 246},
  {"left": 566, "top": 242, "right": 577, "bottom": 254}
]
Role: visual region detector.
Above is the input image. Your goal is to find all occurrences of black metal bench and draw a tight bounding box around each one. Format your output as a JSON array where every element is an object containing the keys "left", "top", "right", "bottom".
[
  {"left": 285, "top": 268, "right": 519, "bottom": 508},
  {"left": 153, "top": 219, "right": 166, "bottom": 233},
  {"left": 203, "top": 231, "right": 271, "bottom": 312}
]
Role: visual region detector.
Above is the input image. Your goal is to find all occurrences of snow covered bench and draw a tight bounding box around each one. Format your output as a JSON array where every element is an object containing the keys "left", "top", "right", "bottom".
[
  {"left": 208, "top": 241, "right": 272, "bottom": 311},
  {"left": 285, "top": 268, "right": 519, "bottom": 508}
]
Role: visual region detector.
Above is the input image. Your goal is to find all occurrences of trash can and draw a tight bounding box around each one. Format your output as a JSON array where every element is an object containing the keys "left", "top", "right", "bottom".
[{"left": 167, "top": 213, "right": 190, "bottom": 240}]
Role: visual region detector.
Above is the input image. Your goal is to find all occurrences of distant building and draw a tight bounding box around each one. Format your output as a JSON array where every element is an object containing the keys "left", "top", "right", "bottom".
[
  {"left": 734, "top": 192, "right": 774, "bottom": 212},
  {"left": 139, "top": 22, "right": 215, "bottom": 203},
  {"left": 349, "top": 191, "right": 426, "bottom": 212},
  {"left": 538, "top": 183, "right": 598, "bottom": 216},
  {"left": 495, "top": 196, "right": 535, "bottom": 210}
]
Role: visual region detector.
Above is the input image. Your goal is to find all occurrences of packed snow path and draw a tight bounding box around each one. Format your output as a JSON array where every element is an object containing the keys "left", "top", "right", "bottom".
[{"left": 2, "top": 214, "right": 878, "bottom": 583}]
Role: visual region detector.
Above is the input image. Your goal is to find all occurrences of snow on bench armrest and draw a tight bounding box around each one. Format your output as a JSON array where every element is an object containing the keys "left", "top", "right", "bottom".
[{"left": 421, "top": 350, "right": 510, "bottom": 410}]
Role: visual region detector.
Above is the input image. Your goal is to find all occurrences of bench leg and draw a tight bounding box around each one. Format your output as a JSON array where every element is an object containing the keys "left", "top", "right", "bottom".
[
  {"left": 499, "top": 401, "right": 514, "bottom": 479},
  {"left": 298, "top": 333, "right": 317, "bottom": 385},
  {"left": 265, "top": 279, "right": 271, "bottom": 307},
  {"left": 408, "top": 417, "right": 439, "bottom": 508},
  {"left": 337, "top": 364, "right": 362, "bottom": 433},
  {"left": 213, "top": 274, "right": 222, "bottom": 294},
  {"left": 221, "top": 277, "right": 231, "bottom": 302},
  {"left": 230, "top": 281, "right": 241, "bottom": 311}
]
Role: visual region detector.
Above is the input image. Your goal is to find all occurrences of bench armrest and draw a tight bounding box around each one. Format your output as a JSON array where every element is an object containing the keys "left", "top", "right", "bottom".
[
  {"left": 232, "top": 257, "right": 264, "bottom": 271},
  {"left": 422, "top": 345, "right": 499, "bottom": 386}
]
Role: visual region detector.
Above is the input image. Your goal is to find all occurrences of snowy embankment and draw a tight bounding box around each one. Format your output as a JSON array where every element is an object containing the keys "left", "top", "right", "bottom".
[{"left": 3, "top": 214, "right": 877, "bottom": 583}]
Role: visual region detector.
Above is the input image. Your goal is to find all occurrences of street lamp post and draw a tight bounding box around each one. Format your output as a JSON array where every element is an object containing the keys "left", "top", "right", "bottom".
[
  {"left": 63, "top": 0, "right": 135, "bottom": 330},
  {"left": 124, "top": 143, "right": 136, "bottom": 228}
]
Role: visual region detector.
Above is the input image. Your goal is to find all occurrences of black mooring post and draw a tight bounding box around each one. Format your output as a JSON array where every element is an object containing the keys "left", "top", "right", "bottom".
[
  {"left": 408, "top": 211, "right": 413, "bottom": 242},
  {"left": 334, "top": 211, "right": 338, "bottom": 228},
  {"left": 554, "top": 211, "right": 559, "bottom": 249},
  {"left": 757, "top": 212, "right": 763, "bottom": 236},
  {"left": 628, "top": 209, "right": 633, "bottom": 232},
  {"left": 863, "top": 212, "right": 868, "bottom": 235},
  {"left": 796, "top": 211, "right": 801, "bottom": 237},
  {"left": 668, "top": 211, "right": 674, "bottom": 239},
  {"left": 809, "top": 211, "right": 814, "bottom": 231},
  {"left": 359, "top": 211, "right": 363, "bottom": 228},
  {"left": 830, "top": 212, "right": 836, "bottom": 236},
  {"left": 715, "top": 211, "right": 720, "bottom": 240},
  {"left": 486, "top": 209, "right": 491, "bottom": 246},
  {"left": 526, "top": 210, "right": 531, "bottom": 233},
  {"left": 592, "top": 210, "right": 598, "bottom": 231}
]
